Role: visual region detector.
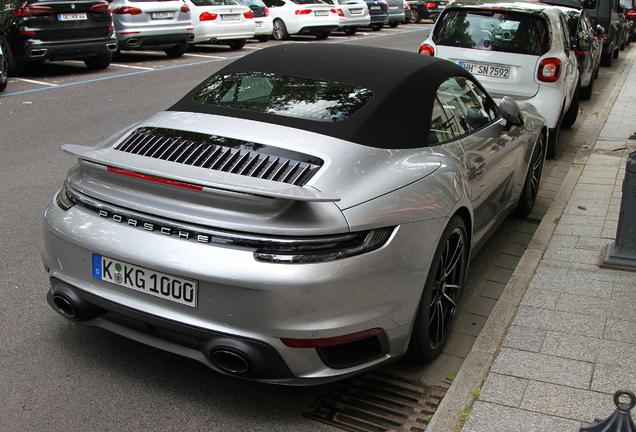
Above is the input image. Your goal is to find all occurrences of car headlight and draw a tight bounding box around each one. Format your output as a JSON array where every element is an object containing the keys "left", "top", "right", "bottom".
[{"left": 254, "top": 227, "right": 394, "bottom": 264}]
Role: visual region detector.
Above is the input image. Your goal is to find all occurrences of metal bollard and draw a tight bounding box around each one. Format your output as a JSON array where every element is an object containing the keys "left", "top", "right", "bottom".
[
  {"left": 602, "top": 150, "right": 636, "bottom": 270},
  {"left": 580, "top": 390, "right": 636, "bottom": 432}
]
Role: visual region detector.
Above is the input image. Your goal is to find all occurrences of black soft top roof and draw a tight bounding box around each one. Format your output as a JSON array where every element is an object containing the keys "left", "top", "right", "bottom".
[{"left": 169, "top": 44, "right": 476, "bottom": 149}]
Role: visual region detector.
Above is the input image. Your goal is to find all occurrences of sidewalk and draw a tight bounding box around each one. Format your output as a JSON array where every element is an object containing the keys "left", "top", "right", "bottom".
[{"left": 428, "top": 46, "right": 636, "bottom": 431}]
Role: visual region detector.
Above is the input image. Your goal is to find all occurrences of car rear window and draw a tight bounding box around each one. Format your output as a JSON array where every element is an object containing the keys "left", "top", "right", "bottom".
[
  {"left": 193, "top": 72, "right": 373, "bottom": 122},
  {"left": 434, "top": 9, "right": 550, "bottom": 55},
  {"left": 235, "top": 0, "right": 267, "bottom": 6}
]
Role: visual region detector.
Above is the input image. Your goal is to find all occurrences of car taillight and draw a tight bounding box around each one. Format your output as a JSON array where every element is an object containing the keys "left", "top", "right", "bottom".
[
  {"left": 295, "top": 9, "right": 312, "bottom": 14},
  {"left": 244, "top": 10, "right": 253, "bottom": 18},
  {"left": 537, "top": 58, "right": 561, "bottom": 82},
  {"left": 112, "top": 6, "right": 142, "bottom": 14},
  {"left": 181, "top": 4, "right": 190, "bottom": 12},
  {"left": 14, "top": 5, "right": 53, "bottom": 16},
  {"left": 626, "top": 10, "right": 636, "bottom": 18},
  {"left": 425, "top": 2, "right": 437, "bottom": 7},
  {"left": 337, "top": 8, "right": 344, "bottom": 16},
  {"left": 91, "top": 2, "right": 111, "bottom": 13},
  {"left": 264, "top": 5, "right": 270, "bottom": 15},
  {"left": 200, "top": 11, "right": 218, "bottom": 20},
  {"left": 418, "top": 43, "right": 434, "bottom": 56},
  {"left": 281, "top": 329, "right": 384, "bottom": 348}
]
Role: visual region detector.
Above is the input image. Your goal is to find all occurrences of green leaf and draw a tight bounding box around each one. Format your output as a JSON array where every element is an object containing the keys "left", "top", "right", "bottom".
[{"left": 447, "top": 372, "right": 458, "bottom": 381}]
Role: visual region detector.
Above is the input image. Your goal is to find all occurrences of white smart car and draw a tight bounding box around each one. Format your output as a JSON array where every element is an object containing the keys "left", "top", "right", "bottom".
[
  {"left": 419, "top": 0, "right": 580, "bottom": 157},
  {"left": 264, "top": 0, "right": 339, "bottom": 39}
]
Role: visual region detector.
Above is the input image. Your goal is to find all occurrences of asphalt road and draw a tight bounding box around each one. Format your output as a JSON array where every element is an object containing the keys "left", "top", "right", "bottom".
[{"left": 0, "top": 24, "right": 621, "bottom": 431}]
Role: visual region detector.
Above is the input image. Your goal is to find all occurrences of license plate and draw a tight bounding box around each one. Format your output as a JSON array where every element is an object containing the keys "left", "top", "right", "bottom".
[
  {"left": 459, "top": 62, "right": 510, "bottom": 79},
  {"left": 93, "top": 254, "right": 198, "bottom": 308},
  {"left": 255, "top": 21, "right": 263, "bottom": 26},
  {"left": 58, "top": 13, "right": 87, "bottom": 21},
  {"left": 389, "top": 5, "right": 398, "bottom": 9},
  {"left": 151, "top": 12, "right": 174, "bottom": 19},
  {"left": 222, "top": 14, "right": 240, "bottom": 20},
  {"left": 370, "top": 5, "right": 380, "bottom": 10},
  {"left": 314, "top": 10, "right": 329, "bottom": 15},
  {"left": 350, "top": 8, "right": 363, "bottom": 13}
]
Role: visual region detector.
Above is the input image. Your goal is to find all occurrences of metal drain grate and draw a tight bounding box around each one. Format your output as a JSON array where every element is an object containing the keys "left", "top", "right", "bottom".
[{"left": 304, "top": 371, "right": 448, "bottom": 432}]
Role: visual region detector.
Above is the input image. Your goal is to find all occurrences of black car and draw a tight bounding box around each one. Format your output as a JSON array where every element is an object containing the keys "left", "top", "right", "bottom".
[
  {"left": 583, "top": 0, "right": 623, "bottom": 65},
  {"left": 362, "top": 0, "right": 388, "bottom": 30},
  {"left": 0, "top": 43, "right": 7, "bottom": 91},
  {"left": 622, "top": 0, "right": 636, "bottom": 41},
  {"left": 0, "top": 0, "right": 118, "bottom": 76},
  {"left": 408, "top": 0, "right": 447, "bottom": 23}
]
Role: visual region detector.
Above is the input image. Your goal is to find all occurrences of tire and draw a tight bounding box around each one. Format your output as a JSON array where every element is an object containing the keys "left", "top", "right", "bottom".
[
  {"left": 0, "top": 50, "right": 7, "bottom": 92},
  {"left": 513, "top": 134, "right": 545, "bottom": 218},
  {"left": 594, "top": 64, "right": 600, "bottom": 79},
  {"left": 227, "top": 39, "right": 246, "bottom": 50},
  {"left": 164, "top": 42, "right": 188, "bottom": 58},
  {"left": 314, "top": 31, "right": 330, "bottom": 40},
  {"left": 84, "top": 51, "right": 112, "bottom": 70},
  {"left": 613, "top": 44, "right": 619, "bottom": 59},
  {"left": 408, "top": 215, "right": 468, "bottom": 362},
  {"left": 579, "top": 77, "right": 594, "bottom": 100},
  {"left": 601, "top": 44, "right": 613, "bottom": 66},
  {"left": 369, "top": 23, "right": 383, "bottom": 31},
  {"left": 256, "top": 35, "right": 271, "bottom": 42},
  {"left": 412, "top": 9, "right": 420, "bottom": 23},
  {"left": 343, "top": 27, "right": 358, "bottom": 35},
  {"left": 561, "top": 89, "right": 579, "bottom": 128},
  {"left": 272, "top": 19, "right": 290, "bottom": 40},
  {"left": 389, "top": 21, "right": 399, "bottom": 28},
  {"left": 0, "top": 37, "right": 24, "bottom": 77},
  {"left": 547, "top": 117, "right": 561, "bottom": 159}
]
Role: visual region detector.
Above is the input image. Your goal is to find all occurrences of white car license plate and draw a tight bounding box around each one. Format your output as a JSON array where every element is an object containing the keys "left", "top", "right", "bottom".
[
  {"left": 58, "top": 13, "right": 87, "bottom": 21},
  {"left": 370, "top": 5, "right": 380, "bottom": 10},
  {"left": 459, "top": 62, "right": 510, "bottom": 79},
  {"left": 314, "top": 10, "right": 329, "bottom": 15},
  {"left": 350, "top": 8, "right": 363, "bottom": 14},
  {"left": 222, "top": 14, "right": 240, "bottom": 20},
  {"left": 389, "top": 5, "right": 398, "bottom": 9},
  {"left": 151, "top": 11, "right": 174, "bottom": 19},
  {"left": 255, "top": 21, "right": 263, "bottom": 27},
  {"left": 93, "top": 254, "right": 198, "bottom": 308}
]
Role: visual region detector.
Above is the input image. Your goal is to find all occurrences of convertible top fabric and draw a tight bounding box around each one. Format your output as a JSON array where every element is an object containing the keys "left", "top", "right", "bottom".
[{"left": 169, "top": 44, "right": 477, "bottom": 149}]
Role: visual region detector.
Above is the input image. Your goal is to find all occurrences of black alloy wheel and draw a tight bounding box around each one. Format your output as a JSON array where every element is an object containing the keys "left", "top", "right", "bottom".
[
  {"left": 369, "top": 23, "right": 383, "bottom": 31},
  {"left": 412, "top": 9, "right": 420, "bottom": 22},
  {"left": 0, "top": 36, "right": 24, "bottom": 77},
  {"left": 514, "top": 134, "right": 545, "bottom": 217},
  {"left": 408, "top": 215, "right": 467, "bottom": 361}
]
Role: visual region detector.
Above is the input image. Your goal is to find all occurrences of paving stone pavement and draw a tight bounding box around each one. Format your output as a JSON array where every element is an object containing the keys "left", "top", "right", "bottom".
[{"left": 427, "top": 46, "right": 636, "bottom": 431}]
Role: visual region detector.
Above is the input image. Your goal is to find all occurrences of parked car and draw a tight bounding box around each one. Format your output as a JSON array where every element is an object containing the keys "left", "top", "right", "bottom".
[
  {"left": 234, "top": 0, "right": 274, "bottom": 41},
  {"left": 408, "top": 0, "right": 448, "bottom": 23},
  {"left": 0, "top": 43, "right": 7, "bottom": 91},
  {"left": 622, "top": 0, "right": 636, "bottom": 42},
  {"left": 542, "top": 0, "right": 603, "bottom": 99},
  {"left": 362, "top": 0, "right": 389, "bottom": 29},
  {"left": 617, "top": 3, "right": 632, "bottom": 47},
  {"left": 0, "top": 0, "right": 117, "bottom": 76},
  {"left": 263, "top": 0, "right": 339, "bottom": 39},
  {"left": 584, "top": 0, "right": 623, "bottom": 65},
  {"left": 323, "top": 0, "right": 371, "bottom": 34},
  {"left": 42, "top": 44, "right": 547, "bottom": 385},
  {"left": 386, "top": 0, "right": 405, "bottom": 26},
  {"left": 110, "top": 0, "right": 194, "bottom": 57},
  {"left": 185, "top": 0, "right": 255, "bottom": 49},
  {"left": 403, "top": 0, "right": 414, "bottom": 22},
  {"left": 419, "top": 0, "right": 580, "bottom": 158}
]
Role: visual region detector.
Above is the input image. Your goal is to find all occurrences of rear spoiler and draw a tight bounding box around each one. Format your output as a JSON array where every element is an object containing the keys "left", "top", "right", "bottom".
[{"left": 61, "top": 144, "right": 341, "bottom": 203}]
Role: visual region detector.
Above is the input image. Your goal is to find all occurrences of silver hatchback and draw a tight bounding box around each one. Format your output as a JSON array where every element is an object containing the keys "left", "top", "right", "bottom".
[{"left": 111, "top": 0, "right": 194, "bottom": 57}]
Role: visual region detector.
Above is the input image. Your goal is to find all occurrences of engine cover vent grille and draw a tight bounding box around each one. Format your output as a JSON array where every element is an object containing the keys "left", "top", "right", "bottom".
[{"left": 115, "top": 127, "right": 323, "bottom": 186}]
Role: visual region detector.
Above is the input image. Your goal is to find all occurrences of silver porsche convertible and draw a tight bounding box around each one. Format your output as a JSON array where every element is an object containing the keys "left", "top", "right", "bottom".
[{"left": 42, "top": 44, "right": 547, "bottom": 385}]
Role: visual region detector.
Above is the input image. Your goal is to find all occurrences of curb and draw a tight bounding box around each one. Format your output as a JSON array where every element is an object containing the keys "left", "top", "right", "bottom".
[{"left": 426, "top": 46, "right": 636, "bottom": 432}]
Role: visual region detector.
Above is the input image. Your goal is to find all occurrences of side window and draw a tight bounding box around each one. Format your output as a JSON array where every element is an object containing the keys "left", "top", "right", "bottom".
[
  {"left": 560, "top": 14, "right": 572, "bottom": 48},
  {"left": 429, "top": 98, "right": 455, "bottom": 144},
  {"left": 435, "top": 76, "right": 497, "bottom": 140}
]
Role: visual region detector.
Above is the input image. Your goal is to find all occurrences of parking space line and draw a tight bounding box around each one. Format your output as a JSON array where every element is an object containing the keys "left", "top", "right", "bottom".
[
  {"left": 15, "top": 77, "right": 58, "bottom": 86},
  {"left": 184, "top": 54, "right": 227, "bottom": 59},
  {"left": 110, "top": 63, "right": 155, "bottom": 70}
]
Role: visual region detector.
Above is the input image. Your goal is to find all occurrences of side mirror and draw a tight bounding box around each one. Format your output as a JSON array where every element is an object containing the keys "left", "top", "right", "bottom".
[
  {"left": 577, "top": 37, "right": 591, "bottom": 51},
  {"left": 596, "top": 24, "right": 605, "bottom": 35},
  {"left": 499, "top": 97, "right": 524, "bottom": 128}
]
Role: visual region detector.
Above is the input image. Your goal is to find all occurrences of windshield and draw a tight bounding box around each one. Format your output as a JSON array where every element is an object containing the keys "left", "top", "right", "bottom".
[
  {"left": 434, "top": 9, "right": 550, "bottom": 55},
  {"left": 193, "top": 72, "right": 373, "bottom": 122}
]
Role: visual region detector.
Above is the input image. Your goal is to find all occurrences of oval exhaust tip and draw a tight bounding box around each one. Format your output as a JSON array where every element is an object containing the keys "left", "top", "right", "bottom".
[
  {"left": 210, "top": 349, "right": 251, "bottom": 374},
  {"left": 53, "top": 293, "right": 78, "bottom": 319}
]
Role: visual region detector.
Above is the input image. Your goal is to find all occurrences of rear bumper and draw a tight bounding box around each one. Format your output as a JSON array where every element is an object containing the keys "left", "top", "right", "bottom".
[
  {"left": 16, "top": 37, "right": 118, "bottom": 62},
  {"left": 118, "top": 33, "right": 194, "bottom": 49}
]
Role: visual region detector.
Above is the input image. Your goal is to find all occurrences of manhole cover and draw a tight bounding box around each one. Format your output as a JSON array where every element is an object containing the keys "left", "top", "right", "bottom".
[{"left": 304, "top": 371, "right": 448, "bottom": 432}]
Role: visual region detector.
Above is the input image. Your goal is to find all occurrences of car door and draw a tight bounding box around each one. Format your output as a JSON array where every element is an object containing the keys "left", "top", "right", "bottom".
[{"left": 434, "top": 76, "right": 526, "bottom": 245}]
